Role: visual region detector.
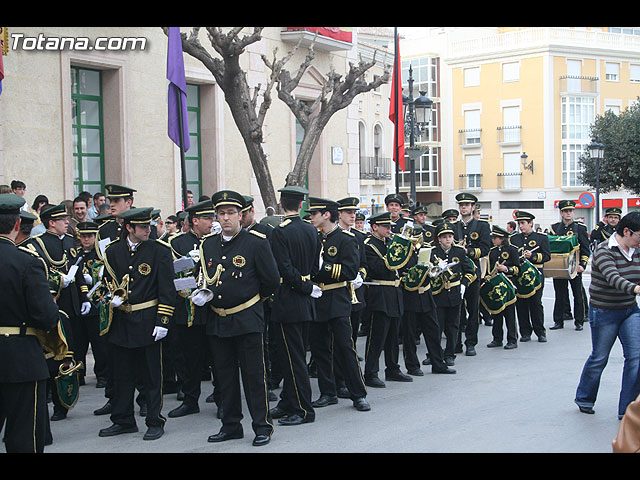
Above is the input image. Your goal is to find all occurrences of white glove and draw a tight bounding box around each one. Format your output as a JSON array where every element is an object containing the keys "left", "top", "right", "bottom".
[
  {"left": 62, "top": 274, "right": 74, "bottom": 288},
  {"left": 211, "top": 222, "right": 222, "bottom": 235},
  {"left": 83, "top": 273, "right": 93, "bottom": 285},
  {"left": 188, "top": 249, "right": 200, "bottom": 262},
  {"left": 311, "top": 285, "right": 323, "bottom": 298},
  {"left": 460, "top": 284, "right": 466, "bottom": 300},
  {"left": 438, "top": 259, "right": 448, "bottom": 270},
  {"left": 351, "top": 272, "right": 363, "bottom": 289},
  {"left": 318, "top": 252, "right": 324, "bottom": 269},
  {"left": 152, "top": 326, "right": 168, "bottom": 342},
  {"left": 110, "top": 295, "right": 124, "bottom": 308},
  {"left": 190, "top": 288, "right": 213, "bottom": 307},
  {"left": 80, "top": 302, "right": 91, "bottom": 316}
]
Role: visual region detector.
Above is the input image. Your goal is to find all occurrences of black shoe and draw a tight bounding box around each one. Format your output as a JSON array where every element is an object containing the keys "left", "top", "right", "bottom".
[
  {"left": 433, "top": 367, "right": 456, "bottom": 374},
  {"left": 520, "top": 336, "right": 531, "bottom": 342},
  {"left": 51, "top": 410, "right": 67, "bottom": 421},
  {"left": 336, "top": 386, "right": 350, "bottom": 398},
  {"left": 93, "top": 401, "right": 113, "bottom": 416},
  {"left": 99, "top": 423, "right": 138, "bottom": 437},
  {"left": 385, "top": 372, "right": 413, "bottom": 382},
  {"left": 550, "top": 323, "right": 564, "bottom": 330},
  {"left": 278, "top": 414, "right": 314, "bottom": 426},
  {"left": 575, "top": 324, "right": 584, "bottom": 331},
  {"left": 96, "top": 377, "right": 107, "bottom": 388},
  {"left": 365, "top": 376, "right": 385, "bottom": 388},
  {"left": 353, "top": 397, "right": 371, "bottom": 411},
  {"left": 578, "top": 405, "right": 595, "bottom": 414},
  {"left": 269, "top": 406, "right": 289, "bottom": 419},
  {"left": 487, "top": 340, "right": 502, "bottom": 348},
  {"left": 422, "top": 357, "right": 432, "bottom": 366},
  {"left": 143, "top": 425, "right": 164, "bottom": 440},
  {"left": 465, "top": 346, "right": 477, "bottom": 356},
  {"left": 163, "top": 384, "right": 178, "bottom": 395},
  {"left": 444, "top": 357, "right": 455, "bottom": 366},
  {"left": 407, "top": 368, "right": 424, "bottom": 376},
  {"left": 252, "top": 434, "right": 271, "bottom": 446},
  {"left": 168, "top": 403, "right": 200, "bottom": 418},
  {"left": 205, "top": 392, "right": 215, "bottom": 403},
  {"left": 538, "top": 335, "right": 547, "bottom": 343},
  {"left": 207, "top": 430, "right": 244, "bottom": 443},
  {"left": 484, "top": 319, "right": 493, "bottom": 326},
  {"left": 312, "top": 394, "right": 338, "bottom": 408},
  {"left": 504, "top": 342, "right": 517, "bottom": 350},
  {"left": 454, "top": 345, "right": 463, "bottom": 354}
]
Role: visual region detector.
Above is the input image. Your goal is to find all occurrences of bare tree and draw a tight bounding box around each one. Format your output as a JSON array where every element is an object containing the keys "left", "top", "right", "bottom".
[{"left": 163, "top": 27, "right": 390, "bottom": 210}]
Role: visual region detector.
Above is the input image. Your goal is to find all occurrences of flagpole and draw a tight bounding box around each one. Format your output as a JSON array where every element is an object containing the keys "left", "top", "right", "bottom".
[
  {"left": 394, "top": 27, "right": 400, "bottom": 195},
  {"left": 175, "top": 87, "right": 189, "bottom": 211}
]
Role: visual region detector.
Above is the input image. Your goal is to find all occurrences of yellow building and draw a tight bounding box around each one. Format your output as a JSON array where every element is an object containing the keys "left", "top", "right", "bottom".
[{"left": 444, "top": 27, "right": 640, "bottom": 230}]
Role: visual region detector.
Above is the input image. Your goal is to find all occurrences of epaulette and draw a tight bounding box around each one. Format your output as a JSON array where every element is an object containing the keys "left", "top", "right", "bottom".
[
  {"left": 249, "top": 229, "right": 267, "bottom": 239},
  {"left": 364, "top": 237, "right": 371, "bottom": 244},
  {"left": 279, "top": 219, "right": 292, "bottom": 228},
  {"left": 342, "top": 229, "right": 355, "bottom": 237},
  {"left": 156, "top": 238, "right": 172, "bottom": 249},
  {"left": 201, "top": 231, "right": 220, "bottom": 240},
  {"left": 18, "top": 244, "right": 41, "bottom": 258},
  {"left": 353, "top": 228, "right": 367, "bottom": 235},
  {"left": 478, "top": 218, "right": 490, "bottom": 223},
  {"left": 168, "top": 231, "right": 184, "bottom": 243}
]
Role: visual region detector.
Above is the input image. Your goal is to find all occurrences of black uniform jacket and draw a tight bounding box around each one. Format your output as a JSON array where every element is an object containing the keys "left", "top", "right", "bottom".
[
  {"left": 169, "top": 230, "right": 206, "bottom": 327},
  {"left": 351, "top": 228, "right": 368, "bottom": 311},
  {"left": 510, "top": 231, "right": 551, "bottom": 273},
  {"left": 26, "top": 231, "right": 89, "bottom": 318},
  {"left": 430, "top": 244, "right": 475, "bottom": 308},
  {"left": 0, "top": 237, "right": 59, "bottom": 383},
  {"left": 549, "top": 220, "right": 591, "bottom": 269},
  {"left": 401, "top": 249, "right": 436, "bottom": 314},
  {"left": 95, "top": 219, "right": 124, "bottom": 261},
  {"left": 269, "top": 214, "right": 319, "bottom": 324},
  {"left": 312, "top": 225, "right": 359, "bottom": 320},
  {"left": 590, "top": 221, "right": 614, "bottom": 248},
  {"left": 363, "top": 233, "right": 403, "bottom": 317},
  {"left": 200, "top": 228, "right": 280, "bottom": 337},
  {"left": 80, "top": 246, "right": 100, "bottom": 316},
  {"left": 454, "top": 217, "right": 491, "bottom": 274},
  {"left": 486, "top": 244, "right": 521, "bottom": 280},
  {"left": 102, "top": 237, "right": 175, "bottom": 348}
]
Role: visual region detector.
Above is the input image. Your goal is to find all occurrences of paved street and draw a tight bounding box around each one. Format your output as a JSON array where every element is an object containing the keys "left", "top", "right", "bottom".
[{"left": 42, "top": 274, "right": 625, "bottom": 453}]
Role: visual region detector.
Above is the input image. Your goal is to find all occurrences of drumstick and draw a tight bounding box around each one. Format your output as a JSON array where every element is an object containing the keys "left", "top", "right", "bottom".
[{"left": 519, "top": 245, "right": 540, "bottom": 260}]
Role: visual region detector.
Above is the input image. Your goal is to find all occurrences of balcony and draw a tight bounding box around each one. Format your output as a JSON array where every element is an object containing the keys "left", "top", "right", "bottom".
[
  {"left": 497, "top": 125, "right": 521, "bottom": 146},
  {"left": 458, "top": 129, "right": 482, "bottom": 149},
  {"left": 360, "top": 156, "right": 392, "bottom": 181},
  {"left": 280, "top": 28, "right": 353, "bottom": 52},
  {"left": 497, "top": 172, "right": 522, "bottom": 191},
  {"left": 559, "top": 75, "right": 599, "bottom": 95},
  {"left": 459, "top": 173, "right": 482, "bottom": 191}
]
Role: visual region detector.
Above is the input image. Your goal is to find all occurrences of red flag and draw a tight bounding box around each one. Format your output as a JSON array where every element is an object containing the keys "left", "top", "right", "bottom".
[
  {"left": 389, "top": 31, "right": 405, "bottom": 171},
  {"left": 0, "top": 47, "right": 4, "bottom": 96}
]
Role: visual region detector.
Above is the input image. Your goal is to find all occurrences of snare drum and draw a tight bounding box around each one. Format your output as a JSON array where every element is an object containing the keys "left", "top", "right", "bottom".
[{"left": 543, "top": 248, "right": 578, "bottom": 279}]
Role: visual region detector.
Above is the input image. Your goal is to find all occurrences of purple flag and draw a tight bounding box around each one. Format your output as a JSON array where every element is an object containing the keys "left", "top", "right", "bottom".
[{"left": 167, "top": 27, "right": 190, "bottom": 152}]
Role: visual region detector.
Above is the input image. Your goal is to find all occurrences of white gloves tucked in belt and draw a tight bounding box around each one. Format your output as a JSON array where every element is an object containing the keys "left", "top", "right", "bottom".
[
  {"left": 153, "top": 326, "right": 168, "bottom": 342},
  {"left": 460, "top": 284, "right": 466, "bottom": 300},
  {"left": 80, "top": 302, "right": 91, "bottom": 316},
  {"left": 351, "top": 273, "right": 363, "bottom": 289},
  {"left": 311, "top": 285, "right": 323, "bottom": 298},
  {"left": 190, "top": 288, "right": 213, "bottom": 307}
]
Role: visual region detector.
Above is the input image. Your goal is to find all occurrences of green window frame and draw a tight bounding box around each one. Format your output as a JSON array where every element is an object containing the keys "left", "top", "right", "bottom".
[
  {"left": 185, "top": 84, "right": 203, "bottom": 200},
  {"left": 71, "top": 66, "right": 105, "bottom": 197}
]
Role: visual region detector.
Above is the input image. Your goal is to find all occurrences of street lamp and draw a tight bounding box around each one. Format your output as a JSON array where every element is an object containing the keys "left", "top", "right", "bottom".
[
  {"left": 588, "top": 138, "right": 605, "bottom": 222},
  {"left": 402, "top": 64, "right": 433, "bottom": 208},
  {"left": 521, "top": 152, "right": 533, "bottom": 173}
]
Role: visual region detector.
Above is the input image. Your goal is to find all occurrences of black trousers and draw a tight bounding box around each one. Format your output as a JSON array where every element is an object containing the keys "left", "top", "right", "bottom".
[
  {"left": 309, "top": 317, "right": 366, "bottom": 399},
  {"left": 273, "top": 322, "right": 315, "bottom": 421},
  {"left": 109, "top": 341, "right": 164, "bottom": 429},
  {"left": 174, "top": 323, "right": 207, "bottom": 407},
  {"left": 350, "top": 308, "right": 364, "bottom": 350},
  {"left": 402, "top": 310, "right": 449, "bottom": 372},
  {"left": 516, "top": 281, "right": 546, "bottom": 338},
  {"left": 70, "top": 313, "right": 108, "bottom": 381},
  {"left": 364, "top": 311, "right": 401, "bottom": 379},
  {"left": 553, "top": 273, "right": 585, "bottom": 326},
  {"left": 491, "top": 304, "right": 518, "bottom": 345},
  {"left": 161, "top": 323, "right": 184, "bottom": 393},
  {"left": 209, "top": 332, "right": 273, "bottom": 436},
  {"left": 437, "top": 305, "right": 461, "bottom": 360},
  {"left": 458, "top": 281, "right": 480, "bottom": 349},
  {"left": 0, "top": 379, "right": 48, "bottom": 453}
]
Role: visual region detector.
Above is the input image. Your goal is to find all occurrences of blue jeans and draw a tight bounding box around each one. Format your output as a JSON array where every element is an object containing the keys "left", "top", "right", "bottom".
[{"left": 575, "top": 305, "right": 640, "bottom": 418}]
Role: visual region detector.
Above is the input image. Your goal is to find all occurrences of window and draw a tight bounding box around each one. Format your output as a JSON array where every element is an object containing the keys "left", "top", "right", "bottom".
[
  {"left": 502, "top": 62, "right": 520, "bottom": 82},
  {"left": 402, "top": 57, "right": 438, "bottom": 98},
  {"left": 464, "top": 66, "right": 480, "bottom": 87},
  {"left": 630, "top": 64, "right": 640, "bottom": 82},
  {"left": 71, "top": 67, "right": 105, "bottom": 197},
  {"left": 567, "top": 59, "right": 582, "bottom": 93},
  {"left": 399, "top": 147, "right": 440, "bottom": 188},
  {"left": 465, "top": 154, "right": 481, "bottom": 188},
  {"left": 609, "top": 27, "right": 640, "bottom": 36},
  {"left": 502, "top": 153, "right": 521, "bottom": 190},
  {"left": 561, "top": 96, "right": 595, "bottom": 187},
  {"left": 464, "top": 109, "right": 481, "bottom": 144},
  {"left": 184, "top": 84, "right": 202, "bottom": 200},
  {"left": 502, "top": 106, "right": 520, "bottom": 143},
  {"left": 605, "top": 62, "right": 619, "bottom": 82},
  {"left": 499, "top": 200, "right": 544, "bottom": 210}
]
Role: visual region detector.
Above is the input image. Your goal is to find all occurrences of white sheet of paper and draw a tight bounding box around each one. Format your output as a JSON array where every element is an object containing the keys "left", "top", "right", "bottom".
[
  {"left": 174, "top": 277, "right": 197, "bottom": 291},
  {"left": 99, "top": 238, "right": 111, "bottom": 256},
  {"left": 173, "top": 257, "right": 195, "bottom": 274},
  {"left": 67, "top": 265, "right": 78, "bottom": 279}
]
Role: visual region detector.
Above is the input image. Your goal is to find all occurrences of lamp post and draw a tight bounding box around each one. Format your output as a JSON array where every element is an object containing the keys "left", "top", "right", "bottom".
[
  {"left": 402, "top": 64, "right": 433, "bottom": 208},
  {"left": 588, "top": 139, "right": 605, "bottom": 222}
]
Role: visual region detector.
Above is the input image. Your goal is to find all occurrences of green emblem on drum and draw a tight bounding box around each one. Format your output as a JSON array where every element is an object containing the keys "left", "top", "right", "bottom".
[
  {"left": 403, "top": 264, "right": 430, "bottom": 291},
  {"left": 480, "top": 273, "right": 517, "bottom": 314},
  {"left": 385, "top": 235, "right": 412, "bottom": 270},
  {"left": 515, "top": 260, "right": 543, "bottom": 298},
  {"left": 54, "top": 360, "right": 84, "bottom": 410}
]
